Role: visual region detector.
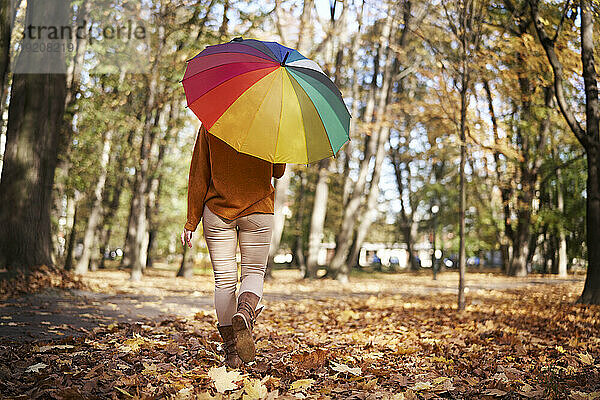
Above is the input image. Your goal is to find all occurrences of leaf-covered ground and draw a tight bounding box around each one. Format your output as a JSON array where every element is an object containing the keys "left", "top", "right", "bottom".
[{"left": 0, "top": 267, "right": 599, "bottom": 399}]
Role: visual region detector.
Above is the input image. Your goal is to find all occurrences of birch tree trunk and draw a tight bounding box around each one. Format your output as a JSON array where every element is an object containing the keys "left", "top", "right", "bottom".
[
  {"left": 294, "top": 171, "right": 308, "bottom": 276},
  {"left": 347, "top": 126, "right": 390, "bottom": 268},
  {"left": 346, "top": 1, "right": 413, "bottom": 268},
  {"left": 305, "top": 159, "right": 331, "bottom": 278},
  {"left": 327, "top": 4, "right": 398, "bottom": 282},
  {"left": 75, "top": 130, "right": 113, "bottom": 274},
  {"left": 128, "top": 24, "right": 165, "bottom": 281},
  {"left": 556, "top": 167, "right": 568, "bottom": 277},
  {"left": 64, "top": 191, "right": 80, "bottom": 271},
  {"left": 266, "top": 168, "right": 290, "bottom": 278}
]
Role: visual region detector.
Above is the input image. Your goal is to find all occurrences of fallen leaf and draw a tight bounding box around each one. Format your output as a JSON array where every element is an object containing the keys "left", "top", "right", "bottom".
[
  {"left": 578, "top": 352, "right": 594, "bottom": 365},
  {"left": 291, "top": 348, "right": 329, "bottom": 371},
  {"left": 290, "top": 379, "right": 314, "bottom": 391},
  {"left": 330, "top": 361, "right": 361, "bottom": 376},
  {"left": 25, "top": 363, "right": 48, "bottom": 373},
  {"left": 208, "top": 365, "right": 243, "bottom": 393},
  {"left": 483, "top": 389, "right": 508, "bottom": 396},
  {"left": 361, "top": 378, "right": 377, "bottom": 390},
  {"left": 242, "top": 378, "right": 268, "bottom": 400},
  {"left": 115, "top": 387, "right": 133, "bottom": 397},
  {"left": 36, "top": 344, "right": 74, "bottom": 352},
  {"left": 411, "top": 381, "right": 432, "bottom": 391}
]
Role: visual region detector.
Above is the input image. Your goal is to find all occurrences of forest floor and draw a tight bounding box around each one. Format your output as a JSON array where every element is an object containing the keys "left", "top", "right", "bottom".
[{"left": 0, "top": 265, "right": 599, "bottom": 399}]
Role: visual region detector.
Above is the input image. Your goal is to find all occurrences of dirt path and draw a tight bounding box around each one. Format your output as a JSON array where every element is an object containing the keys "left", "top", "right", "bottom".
[{"left": 0, "top": 269, "right": 585, "bottom": 342}]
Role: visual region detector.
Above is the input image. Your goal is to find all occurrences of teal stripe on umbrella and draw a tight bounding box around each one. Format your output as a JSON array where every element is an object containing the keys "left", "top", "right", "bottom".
[
  {"left": 287, "top": 69, "right": 350, "bottom": 154},
  {"left": 288, "top": 69, "right": 351, "bottom": 132}
]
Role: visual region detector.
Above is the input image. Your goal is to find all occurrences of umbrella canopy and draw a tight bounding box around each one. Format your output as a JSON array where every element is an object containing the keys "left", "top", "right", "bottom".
[{"left": 182, "top": 38, "right": 350, "bottom": 164}]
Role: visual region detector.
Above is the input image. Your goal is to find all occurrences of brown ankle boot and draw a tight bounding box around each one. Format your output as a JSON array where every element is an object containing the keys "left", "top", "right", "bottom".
[
  {"left": 232, "top": 291, "right": 263, "bottom": 363},
  {"left": 217, "top": 324, "right": 243, "bottom": 368}
]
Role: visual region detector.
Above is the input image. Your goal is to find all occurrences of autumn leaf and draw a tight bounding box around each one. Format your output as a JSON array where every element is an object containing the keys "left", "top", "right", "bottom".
[
  {"left": 361, "top": 378, "right": 378, "bottom": 390},
  {"left": 411, "top": 381, "right": 432, "bottom": 391},
  {"left": 483, "top": 388, "right": 508, "bottom": 396},
  {"left": 115, "top": 387, "right": 134, "bottom": 397},
  {"left": 174, "top": 387, "right": 195, "bottom": 400},
  {"left": 330, "top": 361, "right": 361, "bottom": 376},
  {"left": 570, "top": 391, "right": 600, "bottom": 400},
  {"left": 579, "top": 352, "right": 594, "bottom": 365},
  {"left": 197, "top": 392, "right": 223, "bottom": 400},
  {"left": 208, "top": 366, "right": 243, "bottom": 393},
  {"left": 290, "top": 379, "right": 314, "bottom": 391},
  {"left": 36, "top": 344, "right": 74, "bottom": 352},
  {"left": 291, "top": 348, "right": 329, "bottom": 371},
  {"left": 25, "top": 363, "right": 48, "bottom": 373},
  {"left": 242, "top": 378, "right": 268, "bottom": 400}
]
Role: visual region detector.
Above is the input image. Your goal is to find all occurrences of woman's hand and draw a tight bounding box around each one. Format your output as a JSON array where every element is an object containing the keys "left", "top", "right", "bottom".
[{"left": 181, "top": 228, "right": 193, "bottom": 248}]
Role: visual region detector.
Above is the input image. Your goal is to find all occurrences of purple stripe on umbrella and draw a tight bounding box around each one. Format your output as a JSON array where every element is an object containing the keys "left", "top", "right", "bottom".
[{"left": 190, "top": 43, "right": 276, "bottom": 62}]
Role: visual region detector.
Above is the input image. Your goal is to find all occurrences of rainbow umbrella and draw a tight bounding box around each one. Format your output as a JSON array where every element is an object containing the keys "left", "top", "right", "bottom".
[{"left": 181, "top": 38, "right": 350, "bottom": 164}]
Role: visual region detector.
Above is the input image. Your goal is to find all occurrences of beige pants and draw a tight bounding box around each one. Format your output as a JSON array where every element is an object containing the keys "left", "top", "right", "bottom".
[{"left": 202, "top": 205, "right": 274, "bottom": 326}]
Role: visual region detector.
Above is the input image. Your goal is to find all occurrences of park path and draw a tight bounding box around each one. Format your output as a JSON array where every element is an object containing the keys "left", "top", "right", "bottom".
[{"left": 0, "top": 269, "right": 585, "bottom": 342}]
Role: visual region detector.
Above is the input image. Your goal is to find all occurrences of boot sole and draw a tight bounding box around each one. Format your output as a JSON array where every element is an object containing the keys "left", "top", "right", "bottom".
[{"left": 232, "top": 313, "right": 255, "bottom": 363}]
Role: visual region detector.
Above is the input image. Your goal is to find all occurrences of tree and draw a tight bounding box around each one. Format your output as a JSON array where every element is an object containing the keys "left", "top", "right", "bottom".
[
  {"left": 529, "top": 0, "right": 600, "bottom": 304},
  {"left": 327, "top": 1, "right": 399, "bottom": 282},
  {"left": 0, "top": 0, "right": 69, "bottom": 270},
  {"left": 435, "top": 0, "right": 486, "bottom": 309}
]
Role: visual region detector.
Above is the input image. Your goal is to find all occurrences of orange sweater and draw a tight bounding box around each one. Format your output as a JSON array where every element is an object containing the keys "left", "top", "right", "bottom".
[{"left": 185, "top": 125, "right": 286, "bottom": 231}]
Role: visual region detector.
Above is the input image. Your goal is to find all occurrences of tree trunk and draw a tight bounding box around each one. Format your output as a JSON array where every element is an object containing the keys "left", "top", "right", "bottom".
[
  {"left": 74, "top": 130, "right": 113, "bottom": 274},
  {"left": 64, "top": 195, "right": 79, "bottom": 271},
  {"left": 88, "top": 225, "right": 103, "bottom": 272},
  {"left": 509, "top": 205, "right": 531, "bottom": 277},
  {"left": 328, "top": 6, "right": 397, "bottom": 282},
  {"left": 483, "top": 80, "right": 513, "bottom": 275},
  {"left": 576, "top": 0, "right": 600, "bottom": 303},
  {"left": 306, "top": 159, "right": 331, "bottom": 278},
  {"left": 0, "top": 0, "right": 68, "bottom": 270},
  {"left": 127, "top": 28, "right": 165, "bottom": 281},
  {"left": 0, "top": 0, "right": 12, "bottom": 121},
  {"left": 145, "top": 125, "right": 170, "bottom": 269},
  {"left": 100, "top": 173, "right": 125, "bottom": 269},
  {"left": 293, "top": 170, "right": 307, "bottom": 276},
  {"left": 556, "top": 167, "right": 568, "bottom": 276},
  {"left": 347, "top": 127, "right": 389, "bottom": 268},
  {"left": 218, "top": 0, "right": 229, "bottom": 41},
  {"left": 457, "top": 83, "right": 467, "bottom": 311},
  {"left": 579, "top": 144, "right": 600, "bottom": 303},
  {"left": 121, "top": 192, "right": 135, "bottom": 269},
  {"left": 390, "top": 148, "right": 417, "bottom": 271},
  {"left": 530, "top": 0, "right": 600, "bottom": 303},
  {"left": 266, "top": 167, "right": 290, "bottom": 279},
  {"left": 296, "top": 0, "right": 314, "bottom": 54},
  {"left": 177, "top": 242, "right": 194, "bottom": 278}
]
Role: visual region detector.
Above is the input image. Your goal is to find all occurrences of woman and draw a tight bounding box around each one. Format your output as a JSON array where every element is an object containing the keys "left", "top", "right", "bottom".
[{"left": 180, "top": 124, "right": 285, "bottom": 368}]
